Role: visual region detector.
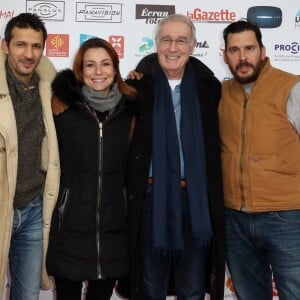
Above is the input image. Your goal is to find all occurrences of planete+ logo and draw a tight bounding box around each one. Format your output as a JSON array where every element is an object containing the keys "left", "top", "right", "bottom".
[
  {"left": 135, "top": 5, "right": 175, "bottom": 24},
  {"left": 26, "top": 0, "right": 65, "bottom": 21},
  {"left": 247, "top": 6, "right": 282, "bottom": 28},
  {"left": 186, "top": 8, "right": 236, "bottom": 23}
]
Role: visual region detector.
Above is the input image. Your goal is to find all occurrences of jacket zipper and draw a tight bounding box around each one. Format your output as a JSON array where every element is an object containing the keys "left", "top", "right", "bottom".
[
  {"left": 96, "top": 121, "right": 103, "bottom": 279},
  {"left": 239, "top": 94, "right": 249, "bottom": 211},
  {"left": 82, "top": 103, "right": 104, "bottom": 279},
  {"left": 82, "top": 102, "right": 124, "bottom": 279}
]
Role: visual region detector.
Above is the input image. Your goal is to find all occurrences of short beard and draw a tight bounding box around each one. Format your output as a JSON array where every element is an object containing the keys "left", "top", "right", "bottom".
[{"left": 230, "top": 59, "right": 266, "bottom": 84}]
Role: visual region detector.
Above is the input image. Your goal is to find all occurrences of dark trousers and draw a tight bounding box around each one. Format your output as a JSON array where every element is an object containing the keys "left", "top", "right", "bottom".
[
  {"left": 54, "top": 278, "right": 115, "bottom": 300},
  {"left": 139, "top": 185, "right": 211, "bottom": 300}
]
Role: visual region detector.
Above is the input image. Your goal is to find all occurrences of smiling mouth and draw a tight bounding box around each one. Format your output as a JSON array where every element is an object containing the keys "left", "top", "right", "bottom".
[
  {"left": 93, "top": 79, "right": 106, "bottom": 82},
  {"left": 166, "top": 55, "right": 179, "bottom": 60}
]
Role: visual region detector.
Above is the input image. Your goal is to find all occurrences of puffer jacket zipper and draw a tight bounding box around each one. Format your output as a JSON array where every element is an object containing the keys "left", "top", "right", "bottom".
[
  {"left": 83, "top": 102, "right": 125, "bottom": 279},
  {"left": 96, "top": 121, "right": 103, "bottom": 279},
  {"left": 82, "top": 103, "right": 103, "bottom": 279}
]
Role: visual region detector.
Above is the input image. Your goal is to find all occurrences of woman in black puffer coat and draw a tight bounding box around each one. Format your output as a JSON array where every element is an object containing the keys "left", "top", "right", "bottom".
[{"left": 46, "top": 38, "right": 137, "bottom": 300}]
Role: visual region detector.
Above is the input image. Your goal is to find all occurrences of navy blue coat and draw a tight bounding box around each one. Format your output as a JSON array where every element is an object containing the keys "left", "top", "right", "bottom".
[{"left": 126, "top": 54, "right": 225, "bottom": 300}]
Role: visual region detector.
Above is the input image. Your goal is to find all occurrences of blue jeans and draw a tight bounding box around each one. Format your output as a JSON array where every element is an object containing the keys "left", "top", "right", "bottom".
[
  {"left": 225, "top": 208, "right": 300, "bottom": 300},
  {"left": 139, "top": 185, "right": 210, "bottom": 300},
  {"left": 9, "top": 195, "right": 43, "bottom": 300}
]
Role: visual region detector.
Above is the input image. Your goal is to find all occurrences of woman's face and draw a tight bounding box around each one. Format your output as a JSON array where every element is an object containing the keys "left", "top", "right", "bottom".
[{"left": 82, "top": 47, "right": 116, "bottom": 96}]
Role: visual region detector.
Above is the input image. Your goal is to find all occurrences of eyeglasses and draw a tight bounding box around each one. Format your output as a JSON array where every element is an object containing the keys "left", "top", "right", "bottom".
[{"left": 158, "top": 37, "right": 191, "bottom": 47}]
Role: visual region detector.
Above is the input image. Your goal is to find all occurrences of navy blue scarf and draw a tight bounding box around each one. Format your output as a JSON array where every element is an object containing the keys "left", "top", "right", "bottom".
[{"left": 152, "top": 61, "right": 212, "bottom": 253}]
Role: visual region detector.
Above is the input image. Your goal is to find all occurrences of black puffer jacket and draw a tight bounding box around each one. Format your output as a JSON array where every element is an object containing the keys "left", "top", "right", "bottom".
[{"left": 46, "top": 69, "right": 135, "bottom": 281}]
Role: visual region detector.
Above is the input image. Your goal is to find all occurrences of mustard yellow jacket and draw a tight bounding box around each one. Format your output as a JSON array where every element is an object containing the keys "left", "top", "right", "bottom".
[{"left": 219, "top": 58, "right": 300, "bottom": 212}]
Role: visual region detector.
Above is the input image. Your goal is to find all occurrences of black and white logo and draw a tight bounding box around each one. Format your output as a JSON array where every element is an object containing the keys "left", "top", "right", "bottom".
[
  {"left": 136, "top": 4, "right": 175, "bottom": 24},
  {"left": 76, "top": 2, "right": 122, "bottom": 22},
  {"left": 26, "top": 0, "right": 65, "bottom": 21}
]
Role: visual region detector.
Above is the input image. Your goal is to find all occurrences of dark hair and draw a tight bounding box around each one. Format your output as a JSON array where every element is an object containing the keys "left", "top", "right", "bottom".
[
  {"left": 4, "top": 13, "right": 47, "bottom": 47},
  {"left": 73, "top": 37, "right": 137, "bottom": 98},
  {"left": 223, "top": 19, "right": 263, "bottom": 50}
]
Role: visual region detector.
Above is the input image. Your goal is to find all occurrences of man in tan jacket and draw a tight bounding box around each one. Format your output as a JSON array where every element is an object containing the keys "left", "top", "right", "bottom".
[
  {"left": 0, "top": 13, "right": 59, "bottom": 300},
  {"left": 219, "top": 19, "right": 300, "bottom": 300}
]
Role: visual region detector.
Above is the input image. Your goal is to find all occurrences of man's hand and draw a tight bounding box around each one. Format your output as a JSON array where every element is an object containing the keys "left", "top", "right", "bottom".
[
  {"left": 127, "top": 70, "right": 144, "bottom": 80},
  {"left": 51, "top": 95, "right": 68, "bottom": 116}
]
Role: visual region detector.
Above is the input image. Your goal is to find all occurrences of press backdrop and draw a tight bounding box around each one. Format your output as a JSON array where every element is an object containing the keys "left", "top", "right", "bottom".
[{"left": 1, "top": 0, "right": 299, "bottom": 299}]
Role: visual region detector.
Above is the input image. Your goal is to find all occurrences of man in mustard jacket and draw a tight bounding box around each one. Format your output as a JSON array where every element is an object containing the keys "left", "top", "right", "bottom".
[
  {"left": 0, "top": 13, "right": 59, "bottom": 300},
  {"left": 219, "top": 19, "right": 300, "bottom": 300}
]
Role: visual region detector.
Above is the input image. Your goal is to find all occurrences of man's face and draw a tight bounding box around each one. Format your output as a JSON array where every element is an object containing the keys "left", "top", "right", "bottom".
[
  {"left": 1, "top": 27, "right": 44, "bottom": 84},
  {"left": 156, "top": 20, "right": 195, "bottom": 79},
  {"left": 224, "top": 30, "right": 266, "bottom": 84}
]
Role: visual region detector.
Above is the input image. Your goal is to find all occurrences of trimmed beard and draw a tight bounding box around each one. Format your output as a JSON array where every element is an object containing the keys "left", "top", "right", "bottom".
[{"left": 230, "top": 58, "right": 266, "bottom": 84}]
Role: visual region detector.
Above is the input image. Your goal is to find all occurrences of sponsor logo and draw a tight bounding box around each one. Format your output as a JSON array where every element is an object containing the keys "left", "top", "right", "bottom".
[
  {"left": 79, "top": 34, "right": 98, "bottom": 45},
  {"left": 109, "top": 35, "right": 124, "bottom": 58},
  {"left": 275, "top": 42, "right": 300, "bottom": 54},
  {"left": 26, "top": 0, "right": 65, "bottom": 21},
  {"left": 46, "top": 34, "right": 69, "bottom": 57},
  {"left": 135, "top": 37, "right": 154, "bottom": 57},
  {"left": 139, "top": 37, "right": 154, "bottom": 53},
  {"left": 274, "top": 42, "right": 300, "bottom": 64},
  {"left": 186, "top": 8, "right": 236, "bottom": 23},
  {"left": 296, "top": 10, "right": 300, "bottom": 28},
  {"left": 136, "top": 4, "right": 175, "bottom": 24},
  {"left": 247, "top": 6, "right": 282, "bottom": 28},
  {"left": 0, "top": 10, "right": 15, "bottom": 20},
  {"left": 193, "top": 40, "right": 209, "bottom": 58},
  {"left": 195, "top": 40, "right": 209, "bottom": 49},
  {"left": 76, "top": 2, "right": 122, "bottom": 22}
]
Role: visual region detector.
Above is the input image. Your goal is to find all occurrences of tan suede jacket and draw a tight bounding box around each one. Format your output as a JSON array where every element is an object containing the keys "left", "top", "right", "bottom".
[
  {"left": 0, "top": 49, "right": 60, "bottom": 298},
  {"left": 219, "top": 58, "right": 300, "bottom": 212}
]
